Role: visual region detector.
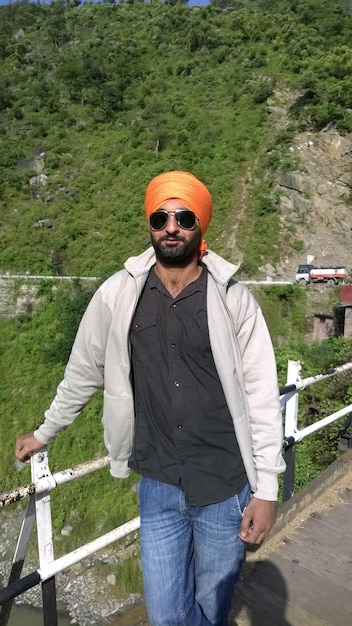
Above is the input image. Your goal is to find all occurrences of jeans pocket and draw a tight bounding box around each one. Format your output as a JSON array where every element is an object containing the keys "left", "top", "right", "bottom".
[{"left": 234, "top": 482, "right": 251, "bottom": 518}]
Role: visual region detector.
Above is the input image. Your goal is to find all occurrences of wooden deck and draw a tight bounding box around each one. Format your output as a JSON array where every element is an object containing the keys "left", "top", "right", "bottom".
[{"left": 113, "top": 452, "right": 352, "bottom": 626}]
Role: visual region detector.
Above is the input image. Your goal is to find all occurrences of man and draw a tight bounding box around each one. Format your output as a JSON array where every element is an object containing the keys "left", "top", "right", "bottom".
[{"left": 16, "top": 171, "right": 285, "bottom": 626}]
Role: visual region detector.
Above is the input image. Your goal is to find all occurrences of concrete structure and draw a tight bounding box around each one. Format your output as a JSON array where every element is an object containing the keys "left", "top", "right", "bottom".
[
  {"left": 339, "top": 285, "right": 352, "bottom": 337},
  {"left": 313, "top": 313, "right": 335, "bottom": 340}
]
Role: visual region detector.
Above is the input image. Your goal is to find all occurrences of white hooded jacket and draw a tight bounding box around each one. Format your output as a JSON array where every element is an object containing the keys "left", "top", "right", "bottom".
[{"left": 35, "top": 247, "right": 285, "bottom": 501}]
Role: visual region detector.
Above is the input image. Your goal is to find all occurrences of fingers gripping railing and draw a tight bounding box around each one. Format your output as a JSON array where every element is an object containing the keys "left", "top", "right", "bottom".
[{"left": 0, "top": 451, "right": 140, "bottom": 626}]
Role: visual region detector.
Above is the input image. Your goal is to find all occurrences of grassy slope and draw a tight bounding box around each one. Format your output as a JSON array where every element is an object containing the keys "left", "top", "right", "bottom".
[
  {"left": 1, "top": 2, "right": 351, "bottom": 277},
  {"left": 0, "top": 2, "right": 324, "bottom": 276}
]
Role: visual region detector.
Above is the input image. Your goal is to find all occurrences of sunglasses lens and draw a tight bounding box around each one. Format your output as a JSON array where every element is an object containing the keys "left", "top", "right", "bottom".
[
  {"left": 149, "top": 212, "right": 168, "bottom": 230},
  {"left": 177, "top": 210, "right": 196, "bottom": 229}
]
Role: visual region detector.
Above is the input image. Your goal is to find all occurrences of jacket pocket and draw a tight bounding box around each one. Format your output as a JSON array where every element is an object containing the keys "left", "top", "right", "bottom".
[{"left": 102, "top": 392, "right": 134, "bottom": 461}]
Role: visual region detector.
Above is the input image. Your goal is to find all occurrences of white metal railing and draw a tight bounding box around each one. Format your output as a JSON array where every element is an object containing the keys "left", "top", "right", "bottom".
[
  {"left": 279, "top": 359, "right": 352, "bottom": 500},
  {"left": 0, "top": 273, "right": 292, "bottom": 285},
  {"left": 0, "top": 273, "right": 98, "bottom": 281},
  {"left": 280, "top": 360, "right": 352, "bottom": 443},
  {"left": 1, "top": 360, "right": 352, "bottom": 625},
  {"left": 0, "top": 451, "right": 141, "bottom": 626}
]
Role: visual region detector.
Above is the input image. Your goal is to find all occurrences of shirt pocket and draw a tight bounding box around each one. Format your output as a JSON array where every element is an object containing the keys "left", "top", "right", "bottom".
[
  {"left": 185, "top": 313, "right": 215, "bottom": 369},
  {"left": 130, "top": 315, "right": 158, "bottom": 363}
]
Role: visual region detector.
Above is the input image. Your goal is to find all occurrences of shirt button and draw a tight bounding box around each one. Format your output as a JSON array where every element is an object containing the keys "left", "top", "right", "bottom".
[
  {"left": 178, "top": 424, "right": 182, "bottom": 429},
  {"left": 174, "top": 381, "right": 180, "bottom": 387},
  {"left": 171, "top": 343, "right": 176, "bottom": 348},
  {"left": 172, "top": 304, "right": 176, "bottom": 308}
]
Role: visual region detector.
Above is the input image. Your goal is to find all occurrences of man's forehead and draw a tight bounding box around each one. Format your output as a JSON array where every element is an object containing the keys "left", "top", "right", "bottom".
[{"left": 158, "top": 199, "right": 190, "bottom": 211}]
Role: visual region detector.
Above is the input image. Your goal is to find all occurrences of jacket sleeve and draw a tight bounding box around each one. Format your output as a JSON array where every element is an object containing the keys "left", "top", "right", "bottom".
[
  {"left": 34, "top": 287, "right": 112, "bottom": 444},
  {"left": 229, "top": 283, "right": 286, "bottom": 500}
]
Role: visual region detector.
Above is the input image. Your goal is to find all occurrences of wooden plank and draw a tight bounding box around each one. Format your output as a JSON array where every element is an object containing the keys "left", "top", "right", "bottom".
[
  {"left": 276, "top": 534, "right": 352, "bottom": 592},
  {"left": 236, "top": 555, "right": 352, "bottom": 625},
  {"left": 233, "top": 576, "right": 327, "bottom": 626},
  {"left": 297, "top": 511, "right": 351, "bottom": 537}
]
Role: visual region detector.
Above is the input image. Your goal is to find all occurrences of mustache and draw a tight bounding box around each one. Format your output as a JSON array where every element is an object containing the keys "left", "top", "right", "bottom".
[{"left": 158, "top": 235, "right": 186, "bottom": 243}]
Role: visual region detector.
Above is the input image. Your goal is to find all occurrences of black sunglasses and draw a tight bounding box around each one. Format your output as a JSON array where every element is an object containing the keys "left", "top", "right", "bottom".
[{"left": 149, "top": 209, "right": 198, "bottom": 231}]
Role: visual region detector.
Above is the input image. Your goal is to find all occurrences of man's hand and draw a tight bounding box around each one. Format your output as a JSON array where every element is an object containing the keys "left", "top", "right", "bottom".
[
  {"left": 239, "top": 497, "right": 276, "bottom": 545},
  {"left": 15, "top": 432, "right": 44, "bottom": 464}
]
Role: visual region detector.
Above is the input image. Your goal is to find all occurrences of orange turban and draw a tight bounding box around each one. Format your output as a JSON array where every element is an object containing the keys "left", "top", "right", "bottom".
[{"left": 145, "top": 171, "right": 213, "bottom": 237}]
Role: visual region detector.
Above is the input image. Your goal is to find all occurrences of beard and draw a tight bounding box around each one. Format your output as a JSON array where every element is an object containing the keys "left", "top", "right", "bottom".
[{"left": 151, "top": 229, "right": 201, "bottom": 267}]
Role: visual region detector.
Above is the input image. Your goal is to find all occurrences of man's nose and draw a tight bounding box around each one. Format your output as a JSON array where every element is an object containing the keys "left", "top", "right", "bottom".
[{"left": 165, "top": 214, "right": 179, "bottom": 231}]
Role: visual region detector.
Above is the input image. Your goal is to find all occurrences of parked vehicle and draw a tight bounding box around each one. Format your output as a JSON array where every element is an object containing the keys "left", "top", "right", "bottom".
[{"left": 296, "top": 264, "right": 347, "bottom": 285}]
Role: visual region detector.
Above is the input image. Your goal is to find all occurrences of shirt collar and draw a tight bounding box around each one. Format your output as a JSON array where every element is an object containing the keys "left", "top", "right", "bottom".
[{"left": 148, "top": 265, "right": 207, "bottom": 298}]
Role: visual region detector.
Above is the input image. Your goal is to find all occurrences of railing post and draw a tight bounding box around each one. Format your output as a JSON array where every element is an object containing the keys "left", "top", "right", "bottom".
[
  {"left": 282, "top": 438, "right": 296, "bottom": 502},
  {"left": 282, "top": 360, "right": 301, "bottom": 502},
  {"left": 32, "top": 450, "right": 58, "bottom": 626}
]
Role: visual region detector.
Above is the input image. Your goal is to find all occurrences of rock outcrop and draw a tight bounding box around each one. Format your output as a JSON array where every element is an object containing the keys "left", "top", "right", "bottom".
[{"left": 277, "top": 129, "right": 352, "bottom": 275}]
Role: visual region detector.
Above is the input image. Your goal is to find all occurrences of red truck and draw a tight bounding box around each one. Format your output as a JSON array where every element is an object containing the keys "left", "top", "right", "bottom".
[{"left": 296, "top": 264, "right": 347, "bottom": 286}]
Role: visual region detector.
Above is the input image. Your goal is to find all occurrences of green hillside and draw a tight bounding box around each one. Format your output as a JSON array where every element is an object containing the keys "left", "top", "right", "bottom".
[
  {"left": 1, "top": 0, "right": 352, "bottom": 571},
  {"left": 1, "top": 0, "right": 351, "bottom": 277}
]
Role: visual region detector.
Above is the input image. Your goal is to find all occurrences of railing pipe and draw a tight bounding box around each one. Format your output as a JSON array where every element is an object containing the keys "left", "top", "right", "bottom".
[
  {"left": 0, "top": 484, "right": 35, "bottom": 507},
  {"left": 39, "top": 516, "right": 140, "bottom": 581},
  {"left": 0, "top": 274, "right": 98, "bottom": 281},
  {"left": 279, "top": 361, "right": 352, "bottom": 396},
  {"left": 53, "top": 455, "right": 110, "bottom": 487},
  {"left": 0, "top": 517, "right": 140, "bottom": 606},
  {"left": 0, "top": 456, "right": 110, "bottom": 507},
  {"left": 0, "top": 572, "right": 41, "bottom": 605},
  {"left": 294, "top": 404, "right": 352, "bottom": 442}
]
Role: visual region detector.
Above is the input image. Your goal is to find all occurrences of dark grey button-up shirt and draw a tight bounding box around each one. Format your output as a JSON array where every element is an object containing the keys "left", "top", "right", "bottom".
[{"left": 128, "top": 266, "right": 247, "bottom": 505}]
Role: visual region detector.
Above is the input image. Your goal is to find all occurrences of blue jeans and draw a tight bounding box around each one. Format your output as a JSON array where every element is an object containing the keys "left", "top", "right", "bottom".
[{"left": 138, "top": 477, "right": 251, "bottom": 626}]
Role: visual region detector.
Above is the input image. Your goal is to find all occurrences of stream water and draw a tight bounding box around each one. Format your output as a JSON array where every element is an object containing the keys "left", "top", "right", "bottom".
[{"left": 7, "top": 604, "right": 71, "bottom": 625}]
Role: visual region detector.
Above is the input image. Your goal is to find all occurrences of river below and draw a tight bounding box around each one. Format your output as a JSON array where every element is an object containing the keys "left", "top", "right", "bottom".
[{"left": 7, "top": 604, "right": 71, "bottom": 626}]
